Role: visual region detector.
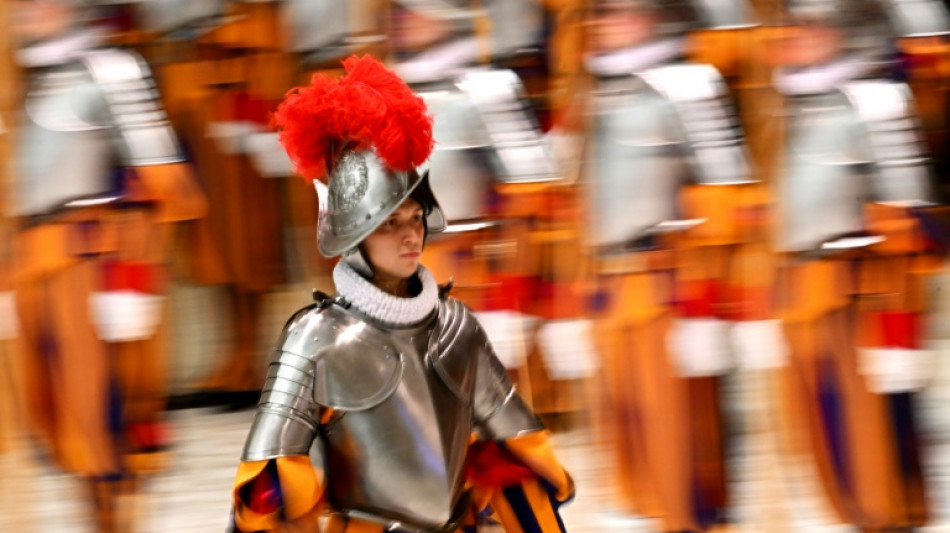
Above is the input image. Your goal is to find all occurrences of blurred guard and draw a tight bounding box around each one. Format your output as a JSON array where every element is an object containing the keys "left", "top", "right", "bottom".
[
  {"left": 583, "top": 1, "right": 774, "bottom": 530},
  {"left": 155, "top": 0, "right": 385, "bottom": 407},
  {"left": 387, "top": 0, "right": 583, "bottom": 409},
  {"left": 8, "top": 1, "right": 205, "bottom": 530},
  {"left": 146, "top": 0, "right": 302, "bottom": 406},
  {"left": 770, "top": 0, "right": 950, "bottom": 529}
]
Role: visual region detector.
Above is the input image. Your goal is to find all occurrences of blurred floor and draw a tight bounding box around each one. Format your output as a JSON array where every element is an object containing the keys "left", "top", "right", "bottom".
[
  {"left": 3, "top": 398, "right": 950, "bottom": 533},
  {"left": 0, "top": 269, "right": 947, "bottom": 532}
]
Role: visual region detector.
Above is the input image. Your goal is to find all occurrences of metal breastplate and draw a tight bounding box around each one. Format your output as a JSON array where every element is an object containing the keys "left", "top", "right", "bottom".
[
  {"left": 15, "top": 49, "right": 182, "bottom": 218},
  {"left": 417, "top": 68, "right": 556, "bottom": 224},
  {"left": 588, "top": 63, "right": 751, "bottom": 250},
  {"left": 281, "top": 0, "right": 349, "bottom": 53},
  {"left": 780, "top": 92, "right": 871, "bottom": 252},
  {"left": 16, "top": 63, "right": 114, "bottom": 217},
  {"left": 840, "top": 81, "right": 933, "bottom": 204},
  {"left": 779, "top": 81, "right": 933, "bottom": 253},
  {"left": 693, "top": 0, "right": 754, "bottom": 28},
  {"left": 885, "top": 0, "right": 950, "bottom": 38},
  {"left": 485, "top": 0, "right": 544, "bottom": 58},
  {"left": 640, "top": 64, "right": 752, "bottom": 186},
  {"left": 242, "top": 293, "right": 539, "bottom": 529},
  {"left": 320, "top": 308, "right": 475, "bottom": 528},
  {"left": 419, "top": 85, "right": 496, "bottom": 223},
  {"left": 453, "top": 69, "right": 556, "bottom": 185},
  {"left": 587, "top": 75, "right": 689, "bottom": 249}
]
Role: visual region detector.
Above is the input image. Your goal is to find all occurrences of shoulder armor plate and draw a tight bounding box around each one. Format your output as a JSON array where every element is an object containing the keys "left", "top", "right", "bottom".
[
  {"left": 79, "top": 48, "right": 182, "bottom": 166},
  {"left": 453, "top": 68, "right": 557, "bottom": 185},
  {"left": 839, "top": 80, "right": 934, "bottom": 204},
  {"left": 279, "top": 304, "right": 404, "bottom": 411},
  {"left": 639, "top": 64, "right": 754, "bottom": 185},
  {"left": 428, "top": 298, "right": 481, "bottom": 401}
]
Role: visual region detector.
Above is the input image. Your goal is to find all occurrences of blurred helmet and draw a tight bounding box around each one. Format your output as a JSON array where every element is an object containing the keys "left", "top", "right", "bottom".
[
  {"left": 879, "top": 0, "right": 950, "bottom": 38},
  {"left": 391, "top": 0, "right": 545, "bottom": 59},
  {"left": 689, "top": 0, "right": 756, "bottom": 29},
  {"left": 591, "top": 0, "right": 705, "bottom": 36},
  {"left": 784, "top": 0, "right": 895, "bottom": 57},
  {"left": 315, "top": 149, "right": 445, "bottom": 257}
]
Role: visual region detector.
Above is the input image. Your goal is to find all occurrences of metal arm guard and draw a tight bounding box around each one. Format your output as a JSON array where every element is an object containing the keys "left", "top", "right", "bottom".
[
  {"left": 242, "top": 302, "right": 407, "bottom": 461},
  {"left": 242, "top": 305, "right": 324, "bottom": 461},
  {"left": 432, "top": 299, "right": 544, "bottom": 440},
  {"left": 780, "top": 79, "right": 935, "bottom": 252}
]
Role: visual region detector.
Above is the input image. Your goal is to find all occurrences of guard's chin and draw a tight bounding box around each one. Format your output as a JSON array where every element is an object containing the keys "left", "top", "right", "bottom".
[
  {"left": 402, "top": 262, "right": 421, "bottom": 277},
  {"left": 386, "top": 259, "right": 415, "bottom": 279}
]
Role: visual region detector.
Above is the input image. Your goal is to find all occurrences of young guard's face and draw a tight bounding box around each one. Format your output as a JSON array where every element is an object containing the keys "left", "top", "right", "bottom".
[
  {"left": 765, "top": 22, "right": 843, "bottom": 67},
  {"left": 588, "top": 5, "right": 657, "bottom": 54},
  {"left": 362, "top": 198, "right": 426, "bottom": 282}
]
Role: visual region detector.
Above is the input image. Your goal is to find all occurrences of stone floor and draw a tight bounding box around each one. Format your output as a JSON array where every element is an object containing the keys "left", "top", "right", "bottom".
[
  {"left": 1, "top": 389, "right": 949, "bottom": 533},
  {"left": 0, "top": 271, "right": 947, "bottom": 532}
]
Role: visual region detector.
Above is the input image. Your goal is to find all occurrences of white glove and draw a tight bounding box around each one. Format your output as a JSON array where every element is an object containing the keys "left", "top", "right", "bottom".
[
  {"left": 537, "top": 319, "right": 600, "bottom": 380},
  {"left": 0, "top": 292, "right": 19, "bottom": 341},
  {"left": 731, "top": 319, "right": 790, "bottom": 371},
  {"left": 90, "top": 291, "right": 165, "bottom": 342},
  {"left": 858, "top": 347, "right": 935, "bottom": 393},
  {"left": 245, "top": 132, "right": 295, "bottom": 178},
  {"left": 667, "top": 318, "right": 732, "bottom": 377},
  {"left": 476, "top": 311, "right": 538, "bottom": 369},
  {"left": 206, "top": 121, "right": 262, "bottom": 154}
]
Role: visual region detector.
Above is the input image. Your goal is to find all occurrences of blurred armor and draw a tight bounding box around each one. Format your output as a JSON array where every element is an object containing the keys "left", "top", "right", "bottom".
[
  {"left": 583, "top": 1, "right": 775, "bottom": 530},
  {"left": 7, "top": 0, "right": 206, "bottom": 530},
  {"left": 770, "top": 0, "right": 950, "bottom": 529},
  {"left": 150, "top": 0, "right": 368, "bottom": 406},
  {"left": 388, "top": 0, "right": 594, "bottom": 416}
]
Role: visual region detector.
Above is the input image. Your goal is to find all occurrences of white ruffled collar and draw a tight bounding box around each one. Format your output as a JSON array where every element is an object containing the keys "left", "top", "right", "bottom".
[
  {"left": 774, "top": 55, "right": 881, "bottom": 96},
  {"left": 584, "top": 38, "right": 685, "bottom": 78},
  {"left": 391, "top": 37, "right": 480, "bottom": 85},
  {"left": 332, "top": 260, "right": 439, "bottom": 326},
  {"left": 17, "top": 28, "right": 107, "bottom": 69}
]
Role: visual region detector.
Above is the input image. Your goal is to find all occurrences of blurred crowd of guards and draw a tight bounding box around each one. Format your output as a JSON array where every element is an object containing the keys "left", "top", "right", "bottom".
[{"left": 1, "top": 0, "right": 950, "bottom": 532}]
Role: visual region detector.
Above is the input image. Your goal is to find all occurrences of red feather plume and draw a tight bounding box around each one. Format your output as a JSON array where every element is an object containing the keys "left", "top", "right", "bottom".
[{"left": 272, "top": 55, "right": 434, "bottom": 181}]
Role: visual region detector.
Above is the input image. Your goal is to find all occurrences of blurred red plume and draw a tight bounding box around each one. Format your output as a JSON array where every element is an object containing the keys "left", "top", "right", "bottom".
[{"left": 272, "top": 55, "right": 434, "bottom": 181}]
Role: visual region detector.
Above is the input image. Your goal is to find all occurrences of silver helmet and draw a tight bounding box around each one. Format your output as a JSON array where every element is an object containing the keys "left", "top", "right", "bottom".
[
  {"left": 690, "top": 0, "right": 756, "bottom": 29},
  {"left": 393, "top": 0, "right": 477, "bottom": 21},
  {"left": 274, "top": 55, "right": 446, "bottom": 260},
  {"left": 879, "top": 0, "right": 950, "bottom": 38},
  {"left": 784, "top": 0, "right": 895, "bottom": 56},
  {"left": 128, "top": 0, "right": 225, "bottom": 35},
  {"left": 315, "top": 149, "right": 445, "bottom": 258},
  {"left": 591, "top": 0, "right": 705, "bottom": 34}
]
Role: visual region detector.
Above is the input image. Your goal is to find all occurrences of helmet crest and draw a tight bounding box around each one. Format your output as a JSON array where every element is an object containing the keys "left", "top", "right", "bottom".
[{"left": 273, "top": 55, "right": 435, "bottom": 181}]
